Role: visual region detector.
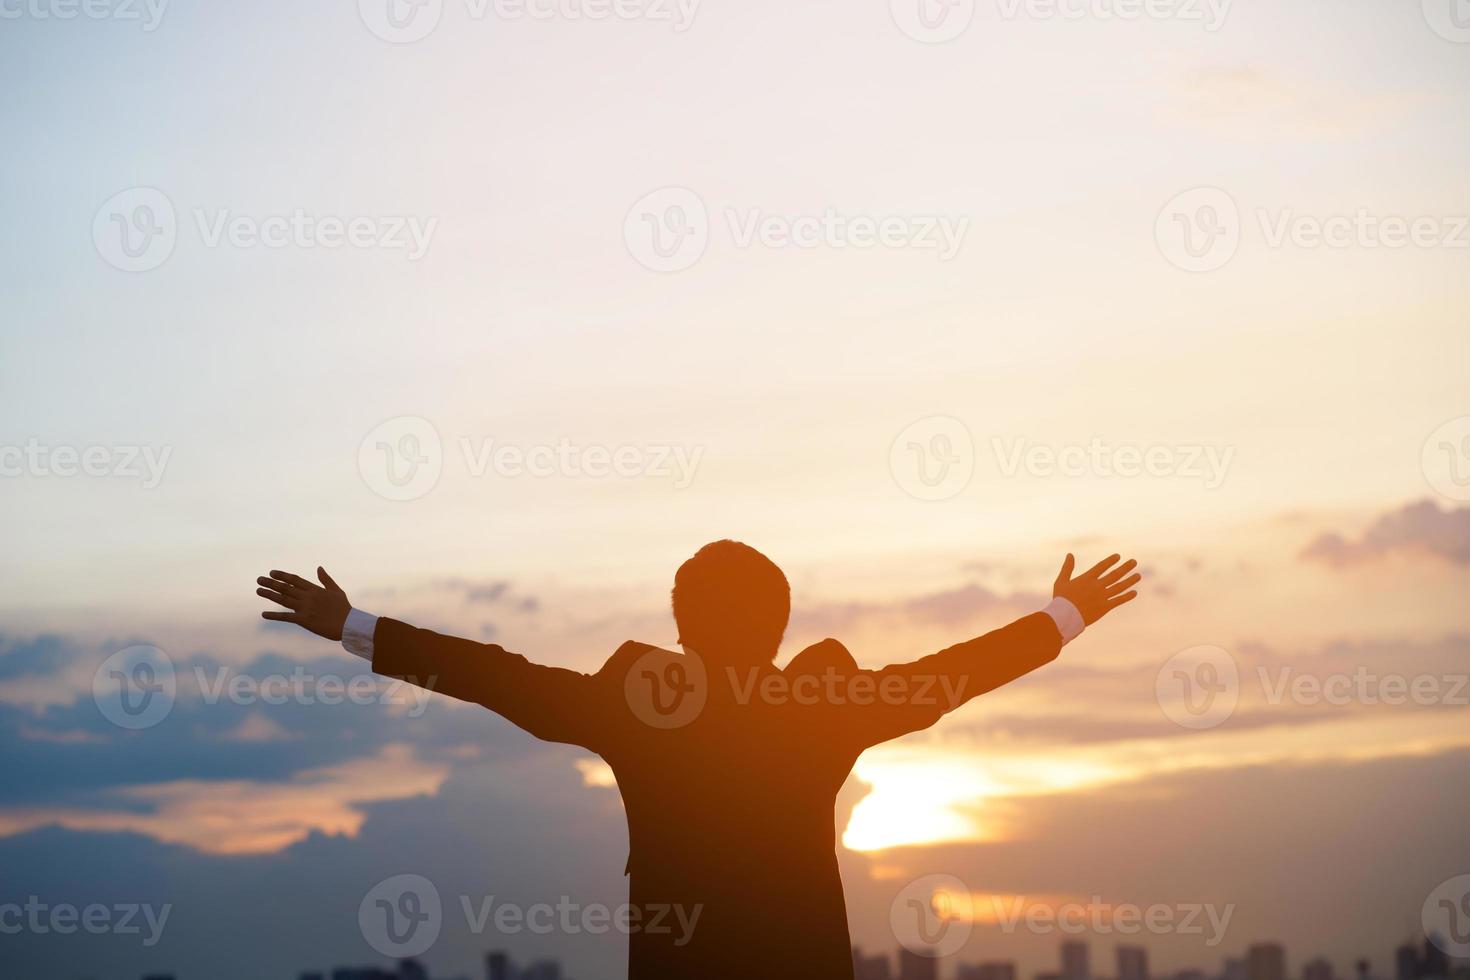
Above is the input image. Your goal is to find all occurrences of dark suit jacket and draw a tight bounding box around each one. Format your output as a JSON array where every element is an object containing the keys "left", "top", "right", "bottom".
[{"left": 370, "top": 613, "right": 1062, "bottom": 980}]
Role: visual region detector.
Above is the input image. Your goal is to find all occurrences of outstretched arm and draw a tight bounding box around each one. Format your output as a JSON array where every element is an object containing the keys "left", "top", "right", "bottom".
[
  {"left": 844, "top": 553, "right": 1141, "bottom": 747},
  {"left": 257, "top": 568, "right": 603, "bottom": 749}
]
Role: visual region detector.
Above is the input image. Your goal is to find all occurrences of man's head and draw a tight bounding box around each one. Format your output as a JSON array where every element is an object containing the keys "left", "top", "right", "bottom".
[{"left": 672, "top": 540, "right": 790, "bottom": 665}]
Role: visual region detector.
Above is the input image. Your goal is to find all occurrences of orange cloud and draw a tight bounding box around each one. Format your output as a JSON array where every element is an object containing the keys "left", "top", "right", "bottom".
[{"left": 0, "top": 743, "right": 448, "bottom": 855}]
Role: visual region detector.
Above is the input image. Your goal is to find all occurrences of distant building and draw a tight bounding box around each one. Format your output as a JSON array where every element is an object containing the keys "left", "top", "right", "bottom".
[
  {"left": 399, "top": 960, "right": 430, "bottom": 980},
  {"left": 330, "top": 970, "right": 395, "bottom": 980},
  {"left": 1422, "top": 936, "right": 1451, "bottom": 979},
  {"left": 1249, "top": 943, "right": 1287, "bottom": 980},
  {"left": 1118, "top": 945, "right": 1149, "bottom": 980},
  {"left": 854, "top": 946, "right": 893, "bottom": 980},
  {"left": 1304, "top": 957, "right": 1334, "bottom": 980},
  {"left": 1398, "top": 943, "right": 1421, "bottom": 980},
  {"left": 1063, "top": 942, "right": 1092, "bottom": 980},
  {"left": 479, "top": 950, "right": 563, "bottom": 980},
  {"left": 299, "top": 974, "right": 326, "bottom": 980},
  {"left": 521, "top": 960, "right": 562, "bottom": 980},
  {"left": 899, "top": 948, "right": 940, "bottom": 980},
  {"left": 1225, "top": 958, "right": 1249, "bottom": 980},
  {"left": 959, "top": 962, "right": 1018, "bottom": 980}
]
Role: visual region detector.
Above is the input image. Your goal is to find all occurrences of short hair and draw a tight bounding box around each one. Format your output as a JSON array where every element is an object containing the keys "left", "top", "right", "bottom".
[{"left": 671, "top": 540, "right": 790, "bottom": 662}]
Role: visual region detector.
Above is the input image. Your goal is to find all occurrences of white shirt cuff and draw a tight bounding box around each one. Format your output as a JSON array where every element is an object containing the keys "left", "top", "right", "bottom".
[
  {"left": 1042, "top": 597, "right": 1085, "bottom": 645},
  {"left": 342, "top": 608, "right": 378, "bottom": 661}
]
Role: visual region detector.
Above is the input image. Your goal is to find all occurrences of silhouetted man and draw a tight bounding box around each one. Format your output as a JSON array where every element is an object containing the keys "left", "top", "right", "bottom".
[{"left": 258, "top": 542, "right": 1139, "bottom": 979}]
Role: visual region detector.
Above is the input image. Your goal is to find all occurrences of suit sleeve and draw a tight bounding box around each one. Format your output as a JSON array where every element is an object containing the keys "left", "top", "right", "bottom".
[
  {"left": 370, "top": 617, "right": 606, "bottom": 750},
  {"left": 843, "top": 612, "right": 1064, "bottom": 749}
]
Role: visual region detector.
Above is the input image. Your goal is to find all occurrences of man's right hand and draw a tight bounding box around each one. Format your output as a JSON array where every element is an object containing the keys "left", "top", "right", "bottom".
[
  {"left": 257, "top": 567, "right": 351, "bottom": 641},
  {"left": 1052, "top": 553, "right": 1140, "bottom": 626}
]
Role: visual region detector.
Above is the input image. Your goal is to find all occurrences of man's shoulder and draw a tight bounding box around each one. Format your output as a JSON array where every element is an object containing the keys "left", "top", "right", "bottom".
[
  {"left": 596, "top": 638, "right": 862, "bottom": 679},
  {"left": 784, "top": 637, "right": 859, "bottom": 676},
  {"left": 599, "top": 639, "right": 678, "bottom": 675}
]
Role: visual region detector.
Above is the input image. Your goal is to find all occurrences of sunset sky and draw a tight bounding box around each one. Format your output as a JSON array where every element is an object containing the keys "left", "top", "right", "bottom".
[{"left": 2, "top": 0, "right": 1469, "bottom": 978}]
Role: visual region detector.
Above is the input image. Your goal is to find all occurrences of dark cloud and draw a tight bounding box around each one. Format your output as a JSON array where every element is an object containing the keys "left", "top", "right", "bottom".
[
  {"left": 0, "top": 630, "right": 626, "bottom": 979},
  {"left": 464, "top": 581, "right": 509, "bottom": 604},
  {"left": 0, "top": 640, "right": 554, "bottom": 806},
  {"left": 0, "top": 634, "right": 78, "bottom": 680},
  {"left": 932, "top": 633, "right": 1470, "bottom": 749},
  {"left": 0, "top": 744, "right": 628, "bottom": 980},
  {"left": 436, "top": 578, "right": 536, "bottom": 607},
  {"left": 1302, "top": 499, "right": 1470, "bottom": 566},
  {"left": 429, "top": 580, "right": 542, "bottom": 644}
]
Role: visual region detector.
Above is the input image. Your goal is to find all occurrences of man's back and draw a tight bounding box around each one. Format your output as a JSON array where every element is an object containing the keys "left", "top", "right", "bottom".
[{"left": 602, "top": 639, "right": 874, "bottom": 979}]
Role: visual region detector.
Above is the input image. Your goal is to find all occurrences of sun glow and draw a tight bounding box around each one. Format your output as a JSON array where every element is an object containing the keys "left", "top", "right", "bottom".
[
  {"left": 841, "top": 712, "right": 1470, "bottom": 853},
  {"left": 843, "top": 747, "right": 1121, "bottom": 852}
]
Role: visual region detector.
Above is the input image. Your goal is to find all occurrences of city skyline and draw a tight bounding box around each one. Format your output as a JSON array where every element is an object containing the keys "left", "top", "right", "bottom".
[{"left": 91, "top": 931, "right": 1470, "bottom": 980}]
